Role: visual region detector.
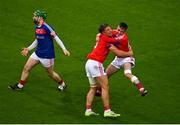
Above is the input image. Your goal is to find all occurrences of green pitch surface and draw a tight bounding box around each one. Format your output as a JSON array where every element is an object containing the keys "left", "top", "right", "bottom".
[{"left": 0, "top": 0, "right": 180, "bottom": 123}]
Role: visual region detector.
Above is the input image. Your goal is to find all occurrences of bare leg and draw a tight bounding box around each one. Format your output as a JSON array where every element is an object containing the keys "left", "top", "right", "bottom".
[
  {"left": 95, "top": 64, "right": 119, "bottom": 97},
  {"left": 85, "top": 85, "right": 99, "bottom": 116},
  {"left": 45, "top": 66, "right": 66, "bottom": 91},
  {"left": 96, "top": 75, "right": 120, "bottom": 117},
  {"left": 45, "top": 66, "right": 63, "bottom": 83},
  {"left": 8, "top": 57, "right": 39, "bottom": 90},
  {"left": 86, "top": 87, "right": 97, "bottom": 106},
  {"left": 123, "top": 63, "right": 147, "bottom": 96},
  {"left": 20, "top": 57, "right": 39, "bottom": 82},
  {"left": 106, "top": 64, "right": 119, "bottom": 78},
  {"left": 96, "top": 75, "right": 109, "bottom": 107}
]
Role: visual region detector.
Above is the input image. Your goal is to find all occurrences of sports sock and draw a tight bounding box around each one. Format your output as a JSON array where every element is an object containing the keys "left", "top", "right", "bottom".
[
  {"left": 104, "top": 106, "right": 111, "bottom": 112},
  {"left": 58, "top": 80, "right": 64, "bottom": 85},
  {"left": 86, "top": 105, "right": 92, "bottom": 112},
  {"left": 137, "top": 83, "right": 143, "bottom": 89},
  {"left": 131, "top": 76, "right": 144, "bottom": 91},
  {"left": 18, "top": 80, "right": 26, "bottom": 88},
  {"left": 58, "top": 80, "right": 65, "bottom": 88}
]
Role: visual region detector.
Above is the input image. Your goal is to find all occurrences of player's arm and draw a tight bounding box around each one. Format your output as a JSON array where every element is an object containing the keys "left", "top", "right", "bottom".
[
  {"left": 102, "top": 35, "right": 120, "bottom": 43},
  {"left": 109, "top": 44, "right": 133, "bottom": 57},
  {"left": 96, "top": 33, "right": 119, "bottom": 43},
  {"left": 96, "top": 33, "right": 101, "bottom": 42},
  {"left": 51, "top": 32, "right": 70, "bottom": 56},
  {"left": 21, "top": 39, "right": 37, "bottom": 56},
  {"left": 128, "top": 43, "right": 133, "bottom": 51}
]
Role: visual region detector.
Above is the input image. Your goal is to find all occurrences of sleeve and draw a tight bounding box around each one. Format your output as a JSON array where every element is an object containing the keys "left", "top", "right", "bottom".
[
  {"left": 101, "top": 35, "right": 119, "bottom": 43},
  {"left": 96, "top": 33, "right": 101, "bottom": 42},
  {"left": 27, "top": 39, "right": 38, "bottom": 51},
  {"left": 44, "top": 23, "right": 57, "bottom": 37},
  {"left": 54, "top": 35, "right": 66, "bottom": 50}
]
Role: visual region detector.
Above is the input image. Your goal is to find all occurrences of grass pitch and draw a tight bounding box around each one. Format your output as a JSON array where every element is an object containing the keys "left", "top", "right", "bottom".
[{"left": 0, "top": 0, "right": 180, "bottom": 123}]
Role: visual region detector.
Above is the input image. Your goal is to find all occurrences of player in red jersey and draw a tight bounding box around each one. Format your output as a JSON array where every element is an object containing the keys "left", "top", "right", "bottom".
[
  {"left": 106, "top": 22, "right": 148, "bottom": 96},
  {"left": 85, "top": 24, "right": 133, "bottom": 117}
]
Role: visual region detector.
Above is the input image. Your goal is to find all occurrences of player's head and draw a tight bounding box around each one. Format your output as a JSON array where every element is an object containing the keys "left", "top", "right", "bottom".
[
  {"left": 33, "top": 9, "right": 47, "bottom": 25},
  {"left": 99, "top": 23, "right": 113, "bottom": 37},
  {"left": 117, "top": 22, "right": 128, "bottom": 35}
]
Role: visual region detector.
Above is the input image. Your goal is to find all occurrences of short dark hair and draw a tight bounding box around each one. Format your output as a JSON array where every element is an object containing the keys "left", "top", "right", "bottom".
[
  {"left": 119, "top": 22, "right": 128, "bottom": 30},
  {"left": 98, "top": 23, "right": 109, "bottom": 33}
]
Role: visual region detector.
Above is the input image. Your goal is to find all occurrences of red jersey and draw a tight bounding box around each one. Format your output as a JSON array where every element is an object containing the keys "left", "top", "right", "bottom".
[
  {"left": 87, "top": 34, "right": 119, "bottom": 63},
  {"left": 112, "top": 30, "right": 130, "bottom": 52}
]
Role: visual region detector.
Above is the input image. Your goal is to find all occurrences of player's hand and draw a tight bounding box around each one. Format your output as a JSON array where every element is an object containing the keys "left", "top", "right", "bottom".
[
  {"left": 128, "top": 49, "right": 134, "bottom": 57},
  {"left": 63, "top": 49, "right": 70, "bottom": 56},
  {"left": 109, "top": 44, "right": 117, "bottom": 51},
  {"left": 21, "top": 48, "right": 29, "bottom": 56},
  {"left": 96, "top": 33, "right": 100, "bottom": 42},
  {"left": 116, "top": 36, "right": 121, "bottom": 41}
]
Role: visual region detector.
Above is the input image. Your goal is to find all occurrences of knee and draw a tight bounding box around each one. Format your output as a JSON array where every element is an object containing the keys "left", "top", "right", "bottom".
[
  {"left": 101, "top": 82, "right": 109, "bottom": 90},
  {"left": 91, "top": 87, "right": 97, "bottom": 93},
  {"left": 87, "top": 87, "right": 96, "bottom": 96},
  {"left": 124, "top": 69, "right": 132, "bottom": 79}
]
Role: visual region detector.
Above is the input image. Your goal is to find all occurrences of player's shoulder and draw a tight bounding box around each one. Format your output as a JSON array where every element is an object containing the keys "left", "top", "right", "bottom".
[
  {"left": 100, "top": 33, "right": 108, "bottom": 39},
  {"left": 125, "top": 33, "right": 129, "bottom": 39},
  {"left": 99, "top": 34, "right": 108, "bottom": 41},
  {"left": 43, "top": 22, "right": 55, "bottom": 32},
  {"left": 124, "top": 32, "right": 128, "bottom": 37}
]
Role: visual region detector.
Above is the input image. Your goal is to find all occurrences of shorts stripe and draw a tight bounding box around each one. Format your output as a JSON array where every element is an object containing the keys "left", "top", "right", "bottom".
[
  {"left": 98, "top": 62, "right": 104, "bottom": 76},
  {"left": 50, "top": 59, "right": 53, "bottom": 66}
]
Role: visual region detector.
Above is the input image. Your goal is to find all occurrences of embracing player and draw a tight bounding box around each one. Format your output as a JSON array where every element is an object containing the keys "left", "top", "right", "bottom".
[
  {"left": 9, "top": 9, "right": 70, "bottom": 91},
  {"left": 106, "top": 22, "right": 148, "bottom": 96},
  {"left": 85, "top": 23, "right": 133, "bottom": 117}
]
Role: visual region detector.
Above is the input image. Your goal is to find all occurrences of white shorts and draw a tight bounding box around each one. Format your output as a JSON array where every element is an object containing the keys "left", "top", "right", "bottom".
[
  {"left": 111, "top": 56, "right": 135, "bottom": 69},
  {"left": 30, "top": 52, "right": 54, "bottom": 68},
  {"left": 85, "top": 59, "right": 106, "bottom": 87}
]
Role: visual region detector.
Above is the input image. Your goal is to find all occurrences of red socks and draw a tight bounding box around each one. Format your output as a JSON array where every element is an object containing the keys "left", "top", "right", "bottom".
[
  {"left": 58, "top": 80, "right": 64, "bottom": 85},
  {"left": 104, "top": 105, "right": 110, "bottom": 111},
  {"left": 19, "top": 80, "right": 26, "bottom": 85}
]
